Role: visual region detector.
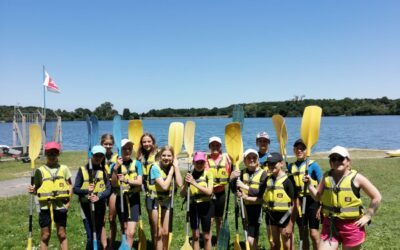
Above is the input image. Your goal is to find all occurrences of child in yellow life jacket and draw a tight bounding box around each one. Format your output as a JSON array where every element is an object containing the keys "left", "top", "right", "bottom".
[
  {"left": 27, "top": 141, "right": 72, "bottom": 250},
  {"left": 100, "top": 133, "right": 118, "bottom": 249},
  {"left": 206, "top": 136, "right": 231, "bottom": 241},
  {"left": 304, "top": 146, "right": 381, "bottom": 250},
  {"left": 147, "top": 145, "right": 183, "bottom": 250},
  {"left": 288, "top": 139, "right": 323, "bottom": 250},
  {"left": 232, "top": 148, "right": 268, "bottom": 249},
  {"left": 73, "top": 145, "right": 111, "bottom": 250},
  {"left": 136, "top": 133, "right": 159, "bottom": 246},
  {"left": 181, "top": 152, "right": 214, "bottom": 250},
  {"left": 263, "top": 152, "right": 296, "bottom": 250},
  {"left": 111, "top": 139, "right": 143, "bottom": 248}
]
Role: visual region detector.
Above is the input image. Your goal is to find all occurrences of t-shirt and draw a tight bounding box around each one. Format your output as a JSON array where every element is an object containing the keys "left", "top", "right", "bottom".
[
  {"left": 258, "top": 151, "right": 269, "bottom": 166},
  {"left": 150, "top": 164, "right": 166, "bottom": 180}
]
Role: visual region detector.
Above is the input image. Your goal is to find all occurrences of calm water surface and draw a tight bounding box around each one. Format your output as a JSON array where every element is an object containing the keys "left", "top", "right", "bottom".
[{"left": 0, "top": 116, "right": 399, "bottom": 153}]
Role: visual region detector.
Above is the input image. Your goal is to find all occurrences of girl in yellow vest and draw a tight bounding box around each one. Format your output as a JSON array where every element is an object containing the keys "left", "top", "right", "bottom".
[
  {"left": 263, "top": 152, "right": 296, "bottom": 250},
  {"left": 304, "top": 146, "right": 381, "bottom": 250},
  {"left": 232, "top": 148, "right": 269, "bottom": 249},
  {"left": 147, "top": 145, "right": 183, "bottom": 250},
  {"left": 27, "top": 141, "right": 72, "bottom": 250},
  {"left": 181, "top": 151, "right": 214, "bottom": 250},
  {"left": 73, "top": 145, "right": 111, "bottom": 249},
  {"left": 100, "top": 133, "right": 118, "bottom": 248},
  {"left": 111, "top": 139, "right": 143, "bottom": 248},
  {"left": 288, "top": 139, "right": 323, "bottom": 250},
  {"left": 206, "top": 136, "right": 231, "bottom": 241},
  {"left": 137, "top": 133, "right": 159, "bottom": 246}
]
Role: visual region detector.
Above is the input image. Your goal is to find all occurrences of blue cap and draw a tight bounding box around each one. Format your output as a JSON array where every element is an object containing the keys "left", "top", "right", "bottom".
[{"left": 92, "top": 145, "right": 106, "bottom": 155}]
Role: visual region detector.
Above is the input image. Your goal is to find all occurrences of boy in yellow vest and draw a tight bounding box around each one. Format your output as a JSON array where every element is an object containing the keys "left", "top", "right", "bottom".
[
  {"left": 304, "top": 146, "right": 381, "bottom": 250},
  {"left": 27, "top": 141, "right": 72, "bottom": 250},
  {"left": 73, "top": 145, "right": 111, "bottom": 249}
]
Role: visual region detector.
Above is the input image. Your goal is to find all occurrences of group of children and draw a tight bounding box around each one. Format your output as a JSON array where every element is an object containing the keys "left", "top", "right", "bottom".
[{"left": 28, "top": 131, "right": 381, "bottom": 250}]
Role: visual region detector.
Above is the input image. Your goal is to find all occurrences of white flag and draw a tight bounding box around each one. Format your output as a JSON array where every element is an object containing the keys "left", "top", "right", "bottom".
[{"left": 43, "top": 71, "right": 61, "bottom": 93}]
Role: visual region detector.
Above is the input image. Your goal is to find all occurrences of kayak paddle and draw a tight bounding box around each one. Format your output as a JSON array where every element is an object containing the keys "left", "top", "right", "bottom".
[
  {"left": 167, "top": 122, "right": 184, "bottom": 249},
  {"left": 27, "top": 124, "right": 42, "bottom": 250},
  {"left": 225, "top": 122, "right": 249, "bottom": 250},
  {"left": 299, "top": 106, "right": 322, "bottom": 250},
  {"left": 113, "top": 115, "right": 130, "bottom": 250},
  {"left": 87, "top": 115, "right": 99, "bottom": 250},
  {"left": 181, "top": 121, "right": 195, "bottom": 250},
  {"left": 128, "top": 120, "right": 143, "bottom": 154}
]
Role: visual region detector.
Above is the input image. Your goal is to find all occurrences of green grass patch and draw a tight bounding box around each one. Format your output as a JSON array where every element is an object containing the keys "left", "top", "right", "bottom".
[{"left": 0, "top": 153, "right": 399, "bottom": 249}]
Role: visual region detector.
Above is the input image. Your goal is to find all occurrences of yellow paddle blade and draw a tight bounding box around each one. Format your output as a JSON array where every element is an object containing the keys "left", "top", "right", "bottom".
[
  {"left": 300, "top": 106, "right": 322, "bottom": 157},
  {"left": 245, "top": 241, "right": 251, "bottom": 250},
  {"left": 26, "top": 238, "right": 32, "bottom": 250},
  {"left": 184, "top": 121, "right": 195, "bottom": 161},
  {"left": 234, "top": 233, "right": 242, "bottom": 250},
  {"left": 225, "top": 122, "right": 243, "bottom": 168},
  {"left": 29, "top": 124, "right": 42, "bottom": 169},
  {"left": 168, "top": 233, "right": 173, "bottom": 249},
  {"left": 168, "top": 122, "right": 184, "bottom": 157},
  {"left": 138, "top": 220, "right": 147, "bottom": 250},
  {"left": 272, "top": 114, "right": 288, "bottom": 156},
  {"left": 180, "top": 236, "right": 193, "bottom": 250},
  {"left": 128, "top": 120, "right": 144, "bottom": 153}
]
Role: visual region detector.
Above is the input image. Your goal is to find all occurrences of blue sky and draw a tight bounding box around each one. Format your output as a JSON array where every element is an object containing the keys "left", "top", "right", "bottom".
[{"left": 1, "top": 1, "right": 399, "bottom": 114}]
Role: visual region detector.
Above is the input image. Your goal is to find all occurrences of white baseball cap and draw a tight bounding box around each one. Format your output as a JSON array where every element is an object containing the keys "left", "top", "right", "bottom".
[
  {"left": 243, "top": 148, "right": 259, "bottom": 158},
  {"left": 121, "top": 138, "right": 134, "bottom": 148},
  {"left": 209, "top": 136, "right": 222, "bottom": 144},
  {"left": 256, "top": 132, "right": 270, "bottom": 140},
  {"left": 329, "top": 146, "right": 350, "bottom": 159}
]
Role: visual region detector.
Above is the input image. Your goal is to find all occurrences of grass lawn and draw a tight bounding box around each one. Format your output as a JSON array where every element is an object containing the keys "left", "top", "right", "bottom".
[{"left": 0, "top": 151, "right": 399, "bottom": 249}]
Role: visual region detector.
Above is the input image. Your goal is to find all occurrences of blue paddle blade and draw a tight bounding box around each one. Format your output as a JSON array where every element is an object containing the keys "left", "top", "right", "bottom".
[
  {"left": 86, "top": 115, "right": 92, "bottom": 158},
  {"left": 93, "top": 239, "right": 98, "bottom": 250},
  {"left": 90, "top": 115, "right": 99, "bottom": 147},
  {"left": 113, "top": 115, "right": 122, "bottom": 156},
  {"left": 119, "top": 235, "right": 130, "bottom": 250}
]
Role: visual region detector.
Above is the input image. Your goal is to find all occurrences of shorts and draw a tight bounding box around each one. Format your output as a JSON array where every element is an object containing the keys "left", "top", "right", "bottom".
[
  {"left": 146, "top": 196, "right": 171, "bottom": 210},
  {"left": 211, "top": 190, "right": 226, "bottom": 218},
  {"left": 265, "top": 210, "right": 291, "bottom": 228},
  {"left": 189, "top": 201, "right": 213, "bottom": 232},
  {"left": 296, "top": 196, "right": 320, "bottom": 229},
  {"left": 39, "top": 208, "right": 68, "bottom": 228},
  {"left": 321, "top": 217, "right": 366, "bottom": 247},
  {"left": 245, "top": 204, "right": 263, "bottom": 238},
  {"left": 116, "top": 192, "right": 140, "bottom": 222}
]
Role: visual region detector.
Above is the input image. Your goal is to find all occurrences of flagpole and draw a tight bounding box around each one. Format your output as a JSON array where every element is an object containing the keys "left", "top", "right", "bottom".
[{"left": 43, "top": 65, "right": 47, "bottom": 138}]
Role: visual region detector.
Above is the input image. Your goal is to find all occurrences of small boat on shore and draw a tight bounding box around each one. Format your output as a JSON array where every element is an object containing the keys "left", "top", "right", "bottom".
[{"left": 386, "top": 149, "right": 400, "bottom": 157}]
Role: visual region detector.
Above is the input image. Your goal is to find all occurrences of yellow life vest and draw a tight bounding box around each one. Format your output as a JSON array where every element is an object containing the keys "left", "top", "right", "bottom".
[
  {"left": 289, "top": 160, "right": 318, "bottom": 197},
  {"left": 207, "top": 154, "right": 229, "bottom": 187},
  {"left": 148, "top": 164, "right": 173, "bottom": 200},
  {"left": 79, "top": 166, "right": 106, "bottom": 203},
  {"left": 140, "top": 152, "right": 156, "bottom": 189},
  {"left": 242, "top": 168, "right": 264, "bottom": 205},
  {"left": 321, "top": 170, "right": 363, "bottom": 219},
  {"left": 104, "top": 154, "right": 117, "bottom": 176},
  {"left": 37, "top": 165, "right": 70, "bottom": 201},
  {"left": 263, "top": 174, "right": 292, "bottom": 212},
  {"left": 190, "top": 170, "right": 213, "bottom": 203},
  {"left": 116, "top": 159, "right": 140, "bottom": 194}
]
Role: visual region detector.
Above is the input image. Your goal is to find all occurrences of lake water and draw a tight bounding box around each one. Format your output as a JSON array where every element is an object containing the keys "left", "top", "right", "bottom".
[{"left": 0, "top": 116, "right": 399, "bottom": 153}]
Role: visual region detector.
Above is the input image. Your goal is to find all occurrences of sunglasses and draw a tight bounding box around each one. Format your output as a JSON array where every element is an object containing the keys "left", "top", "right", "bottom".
[{"left": 329, "top": 155, "right": 346, "bottom": 162}]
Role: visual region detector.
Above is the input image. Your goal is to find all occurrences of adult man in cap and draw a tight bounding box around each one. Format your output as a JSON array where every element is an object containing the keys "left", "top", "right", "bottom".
[
  {"left": 206, "top": 136, "right": 231, "bottom": 241},
  {"left": 288, "top": 139, "right": 323, "bottom": 250},
  {"left": 256, "top": 132, "right": 271, "bottom": 167}
]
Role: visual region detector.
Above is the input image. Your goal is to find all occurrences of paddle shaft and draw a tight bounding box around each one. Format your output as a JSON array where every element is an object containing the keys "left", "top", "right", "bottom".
[{"left": 185, "top": 164, "right": 191, "bottom": 237}]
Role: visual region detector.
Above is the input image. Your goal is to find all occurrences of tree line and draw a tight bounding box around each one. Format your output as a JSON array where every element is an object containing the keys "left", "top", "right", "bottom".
[{"left": 1, "top": 97, "right": 399, "bottom": 122}]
